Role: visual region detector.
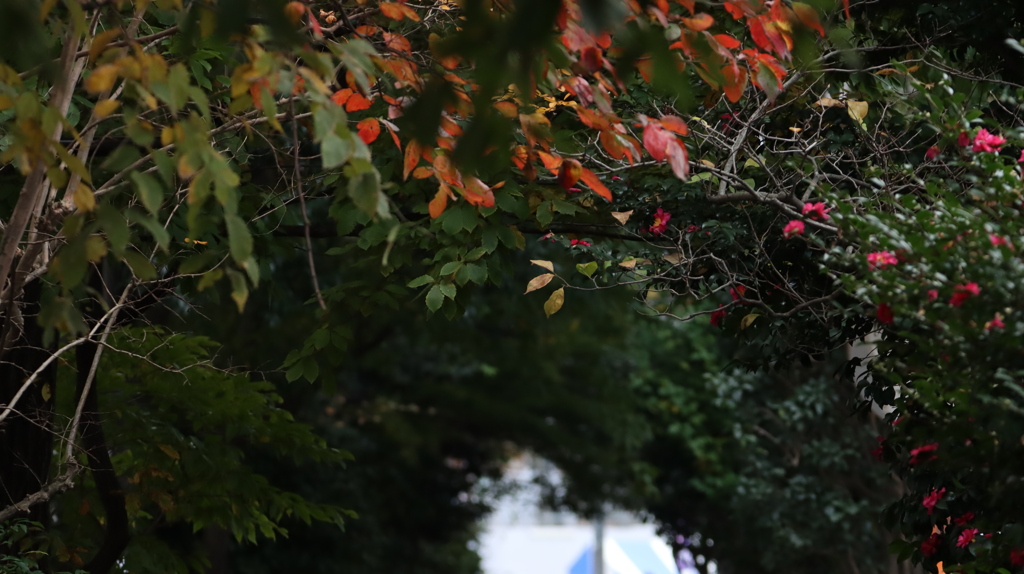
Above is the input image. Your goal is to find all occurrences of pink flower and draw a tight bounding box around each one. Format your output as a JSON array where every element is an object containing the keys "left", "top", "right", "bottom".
[
  {"left": 953, "top": 512, "right": 975, "bottom": 526},
  {"left": 877, "top": 303, "right": 894, "bottom": 325},
  {"left": 973, "top": 128, "right": 1006, "bottom": 153},
  {"left": 867, "top": 251, "right": 899, "bottom": 270},
  {"left": 985, "top": 313, "right": 1005, "bottom": 331},
  {"left": 570, "top": 239, "right": 591, "bottom": 247},
  {"left": 685, "top": 225, "right": 700, "bottom": 233},
  {"left": 990, "top": 234, "right": 1011, "bottom": 248},
  {"left": 927, "top": 289, "right": 939, "bottom": 302},
  {"left": 567, "top": 187, "right": 582, "bottom": 193},
  {"left": 957, "top": 528, "right": 979, "bottom": 548},
  {"left": 949, "top": 282, "right": 980, "bottom": 307},
  {"left": 870, "top": 436, "right": 885, "bottom": 461},
  {"left": 958, "top": 131, "right": 971, "bottom": 147},
  {"left": 783, "top": 220, "right": 804, "bottom": 238},
  {"left": 1011, "top": 549, "right": 1024, "bottom": 567},
  {"left": 539, "top": 232, "right": 556, "bottom": 242},
  {"left": 910, "top": 443, "right": 938, "bottom": 465},
  {"left": 925, "top": 146, "right": 940, "bottom": 160},
  {"left": 921, "top": 533, "right": 942, "bottom": 557},
  {"left": 611, "top": 175, "right": 622, "bottom": 181},
  {"left": 730, "top": 285, "right": 747, "bottom": 301},
  {"left": 922, "top": 487, "right": 946, "bottom": 515},
  {"left": 801, "top": 202, "right": 830, "bottom": 221},
  {"left": 710, "top": 305, "right": 726, "bottom": 327},
  {"left": 1018, "top": 150, "right": 1024, "bottom": 163},
  {"left": 650, "top": 208, "right": 671, "bottom": 235}
]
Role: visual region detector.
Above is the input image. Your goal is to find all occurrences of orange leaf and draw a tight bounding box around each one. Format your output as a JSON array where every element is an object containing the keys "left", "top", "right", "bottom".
[
  {"left": 577, "top": 107, "right": 613, "bottom": 130},
  {"left": 494, "top": 100, "right": 518, "bottom": 118},
  {"left": 432, "top": 153, "right": 461, "bottom": 186},
  {"left": 842, "top": 0, "right": 850, "bottom": 20},
  {"left": 412, "top": 166, "right": 434, "bottom": 179},
  {"left": 557, "top": 158, "right": 583, "bottom": 190},
  {"left": 674, "top": 0, "right": 695, "bottom": 13},
  {"left": 355, "top": 25, "right": 380, "bottom": 36},
  {"left": 511, "top": 145, "right": 529, "bottom": 169},
  {"left": 681, "top": 13, "right": 714, "bottom": 31},
  {"left": 579, "top": 168, "right": 612, "bottom": 202},
  {"left": 381, "top": 118, "right": 402, "bottom": 151},
  {"left": 429, "top": 183, "right": 451, "bottom": 218},
  {"left": 331, "top": 88, "right": 352, "bottom": 106},
  {"left": 600, "top": 131, "right": 626, "bottom": 161},
  {"left": 713, "top": 34, "right": 741, "bottom": 50},
  {"left": 792, "top": 2, "right": 824, "bottom": 36},
  {"left": 383, "top": 32, "right": 412, "bottom": 53},
  {"left": 659, "top": 115, "right": 689, "bottom": 136},
  {"left": 403, "top": 140, "right": 422, "bottom": 181},
  {"left": 723, "top": 1, "right": 745, "bottom": 20},
  {"left": 666, "top": 140, "right": 689, "bottom": 181},
  {"left": 463, "top": 177, "right": 496, "bottom": 208},
  {"left": 536, "top": 151, "right": 563, "bottom": 172},
  {"left": 579, "top": 46, "right": 604, "bottom": 74},
  {"left": 439, "top": 115, "right": 463, "bottom": 137},
  {"left": 380, "top": 2, "right": 420, "bottom": 21},
  {"left": 721, "top": 64, "right": 748, "bottom": 103},
  {"left": 356, "top": 118, "right": 380, "bottom": 144},
  {"left": 345, "top": 92, "right": 373, "bottom": 112}
]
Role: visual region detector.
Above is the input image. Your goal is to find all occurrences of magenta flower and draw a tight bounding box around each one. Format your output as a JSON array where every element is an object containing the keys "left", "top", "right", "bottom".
[
  {"left": 958, "top": 131, "right": 971, "bottom": 147},
  {"left": 922, "top": 487, "right": 946, "bottom": 515},
  {"left": 1011, "top": 549, "right": 1024, "bottom": 567},
  {"left": 1018, "top": 150, "right": 1024, "bottom": 163},
  {"left": 927, "top": 289, "right": 939, "bottom": 302},
  {"left": 921, "top": 533, "right": 942, "bottom": 557},
  {"left": 949, "top": 282, "right": 980, "bottom": 307},
  {"left": 953, "top": 512, "right": 975, "bottom": 526},
  {"left": 985, "top": 313, "right": 1005, "bottom": 331},
  {"left": 990, "top": 234, "right": 1011, "bottom": 248},
  {"left": 730, "top": 285, "right": 747, "bottom": 301},
  {"left": 877, "top": 303, "right": 894, "bottom": 325},
  {"left": 957, "top": 528, "right": 980, "bottom": 548},
  {"left": 801, "top": 202, "right": 830, "bottom": 221},
  {"left": 783, "top": 220, "right": 804, "bottom": 238},
  {"left": 684, "top": 225, "right": 700, "bottom": 233},
  {"left": 650, "top": 208, "right": 671, "bottom": 235},
  {"left": 867, "top": 251, "right": 899, "bottom": 270},
  {"left": 973, "top": 128, "right": 1006, "bottom": 153},
  {"left": 709, "top": 305, "right": 726, "bottom": 327},
  {"left": 925, "top": 146, "right": 940, "bottom": 160},
  {"left": 569, "top": 239, "right": 591, "bottom": 247},
  {"left": 910, "top": 442, "right": 939, "bottom": 465}
]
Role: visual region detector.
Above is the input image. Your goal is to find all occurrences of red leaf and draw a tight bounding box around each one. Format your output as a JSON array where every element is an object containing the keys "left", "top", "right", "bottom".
[
  {"left": 579, "top": 168, "right": 612, "bottom": 202},
  {"left": 306, "top": 6, "right": 322, "bottom": 37},
  {"left": 681, "top": 13, "right": 714, "bottom": 32},
  {"left": 666, "top": 140, "right": 689, "bottom": 181},
  {"left": 403, "top": 140, "right": 422, "bottom": 181},
  {"left": 842, "top": 0, "right": 850, "bottom": 20},
  {"left": 345, "top": 92, "right": 372, "bottom": 112},
  {"left": 674, "top": 0, "right": 695, "bottom": 14},
  {"left": 723, "top": 1, "right": 745, "bottom": 20},
  {"left": 356, "top": 118, "right": 381, "bottom": 144},
  {"left": 792, "top": 2, "right": 825, "bottom": 36},
  {"left": 642, "top": 122, "right": 674, "bottom": 162},
  {"left": 557, "top": 159, "right": 583, "bottom": 190},
  {"left": 721, "top": 63, "right": 748, "bottom": 103},
  {"left": 659, "top": 115, "right": 689, "bottom": 136},
  {"left": 580, "top": 46, "right": 604, "bottom": 73},
  {"left": 748, "top": 17, "right": 772, "bottom": 53},
  {"left": 429, "top": 183, "right": 451, "bottom": 218}
]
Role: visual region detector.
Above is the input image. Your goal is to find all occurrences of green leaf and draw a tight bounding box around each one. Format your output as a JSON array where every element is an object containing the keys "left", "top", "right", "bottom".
[
  {"left": 439, "top": 261, "right": 462, "bottom": 275},
  {"left": 97, "top": 204, "right": 129, "bottom": 255},
  {"left": 407, "top": 274, "right": 434, "bottom": 288},
  {"left": 439, "top": 282, "right": 456, "bottom": 300},
  {"left": 322, "top": 132, "right": 352, "bottom": 169},
  {"left": 576, "top": 261, "right": 598, "bottom": 277},
  {"left": 425, "top": 284, "right": 444, "bottom": 311},
  {"left": 225, "top": 214, "right": 253, "bottom": 263},
  {"left": 347, "top": 161, "right": 383, "bottom": 217},
  {"left": 226, "top": 268, "right": 249, "bottom": 312},
  {"left": 543, "top": 287, "right": 565, "bottom": 317},
  {"left": 131, "top": 171, "right": 164, "bottom": 215},
  {"left": 121, "top": 250, "right": 156, "bottom": 280}
]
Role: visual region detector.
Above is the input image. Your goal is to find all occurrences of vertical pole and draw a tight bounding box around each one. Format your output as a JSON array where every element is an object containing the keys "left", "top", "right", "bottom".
[{"left": 594, "top": 513, "right": 605, "bottom": 574}]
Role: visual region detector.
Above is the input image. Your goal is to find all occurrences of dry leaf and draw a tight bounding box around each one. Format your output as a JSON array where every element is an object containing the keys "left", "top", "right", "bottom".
[
  {"left": 611, "top": 210, "right": 634, "bottom": 224},
  {"left": 544, "top": 287, "right": 565, "bottom": 317},
  {"left": 847, "top": 100, "right": 869, "bottom": 121},
  {"left": 525, "top": 273, "right": 555, "bottom": 294},
  {"left": 530, "top": 259, "right": 554, "bottom": 272}
]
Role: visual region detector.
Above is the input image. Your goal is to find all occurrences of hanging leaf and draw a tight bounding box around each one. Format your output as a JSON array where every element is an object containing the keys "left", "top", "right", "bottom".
[
  {"left": 531, "top": 260, "right": 554, "bottom": 272},
  {"left": 525, "top": 273, "right": 555, "bottom": 293},
  {"left": 611, "top": 210, "right": 633, "bottom": 224},
  {"left": 543, "top": 287, "right": 565, "bottom": 317},
  {"left": 579, "top": 168, "right": 612, "bottom": 201}
]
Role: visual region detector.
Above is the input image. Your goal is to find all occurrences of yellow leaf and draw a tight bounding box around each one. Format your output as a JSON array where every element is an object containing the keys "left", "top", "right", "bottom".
[
  {"left": 525, "top": 273, "right": 555, "bottom": 294},
  {"left": 544, "top": 287, "right": 564, "bottom": 317},
  {"left": 873, "top": 68, "right": 900, "bottom": 76},
  {"left": 85, "top": 64, "right": 119, "bottom": 94},
  {"left": 93, "top": 98, "right": 120, "bottom": 118},
  {"left": 158, "top": 444, "right": 181, "bottom": 460},
  {"left": 161, "top": 125, "right": 176, "bottom": 146},
  {"left": 0, "top": 94, "right": 14, "bottom": 111},
  {"left": 611, "top": 210, "right": 633, "bottom": 224},
  {"left": 814, "top": 97, "right": 844, "bottom": 108},
  {"left": 740, "top": 313, "right": 760, "bottom": 330},
  {"left": 89, "top": 29, "right": 122, "bottom": 64},
  {"left": 663, "top": 252, "right": 685, "bottom": 265},
  {"left": 73, "top": 185, "right": 96, "bottom": 212},
  {"left": 847, "top": 100, "right": 869, "bottom": 122},
  {"left": 530, "top": 259, "right": 554, "bottom": 272},
  {"left": 699, "top": 159, "right": 715, "bottom": 168},
  {"left": 41, "top": 383, "right": 51, "bottom": 402},
  {"left": 618, "top": 259, "right": 638, "bottom": 269}
]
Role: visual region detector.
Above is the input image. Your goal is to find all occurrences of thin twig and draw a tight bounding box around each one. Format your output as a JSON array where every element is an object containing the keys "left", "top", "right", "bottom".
[{"left": 290, "top": 100, "right": 327, "bottom": 311}]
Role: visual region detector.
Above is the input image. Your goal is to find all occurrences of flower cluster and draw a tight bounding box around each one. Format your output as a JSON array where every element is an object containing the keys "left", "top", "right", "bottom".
[{"left": 972, "top": 128, "right": 1006, "bottom": 153}]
